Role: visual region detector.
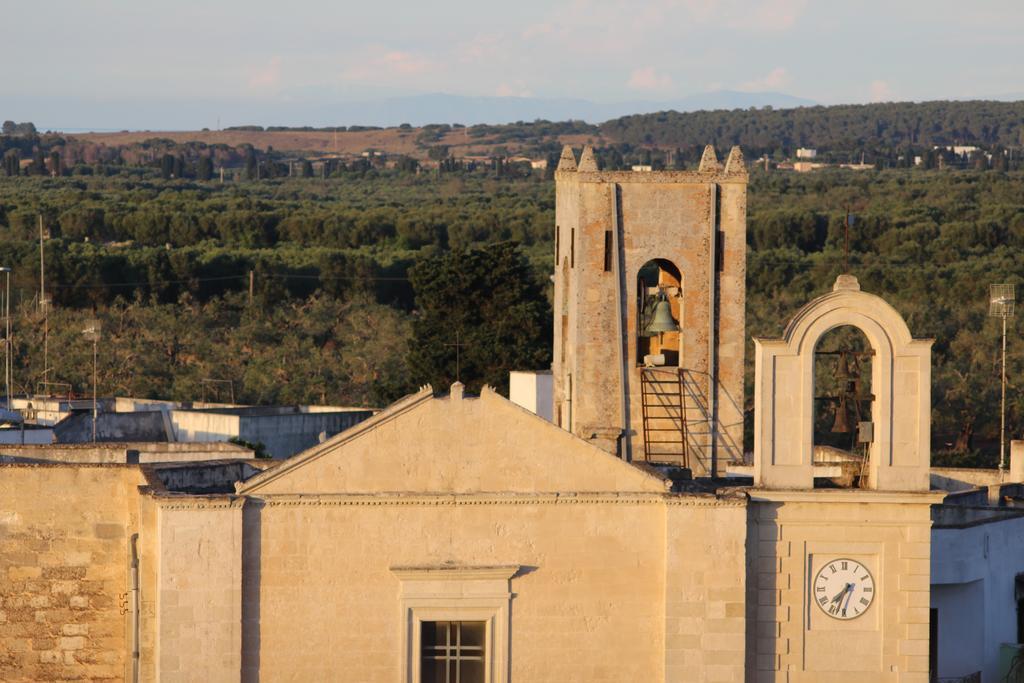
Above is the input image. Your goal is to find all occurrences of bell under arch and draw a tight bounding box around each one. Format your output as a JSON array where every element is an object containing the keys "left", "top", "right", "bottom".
[
  {"left": 753, "top": 275, "right": 932, "bottom": 491},
  {"left": 812, "top": 324, "right": 874, "bottom": 484},
  {"left": 636, "top": 258, "right": 682, "bottom": 366}
]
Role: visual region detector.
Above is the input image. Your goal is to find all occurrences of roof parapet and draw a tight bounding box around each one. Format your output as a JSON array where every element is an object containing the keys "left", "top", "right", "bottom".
[
  {"left": 577, "top": 146, "right": 598, "bottom": 172},
  {"left": 698, "top": 144, "right": 722, "bottom": 172},
  {"left": 723, "top": 145, "right": 747, "bottom": 175},
  {"left": 556, "top": 145, "right": 578, "bottom": 172}
]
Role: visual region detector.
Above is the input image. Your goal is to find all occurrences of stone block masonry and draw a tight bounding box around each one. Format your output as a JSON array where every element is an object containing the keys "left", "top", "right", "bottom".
[{"left": 0, "top": 465, "right": 144, "bottom": 682}]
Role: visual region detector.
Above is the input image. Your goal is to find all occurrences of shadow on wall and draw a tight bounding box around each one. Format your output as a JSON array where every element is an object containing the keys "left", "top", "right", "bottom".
[
  {"left": 746, "top": 502, "right": 782, "bottom": 676},
  {"left": 679, "top": 369, "right": 744, "bottom": 469},
  {"left": 242, "top": 500, "right": 262, "bottom": 682}
]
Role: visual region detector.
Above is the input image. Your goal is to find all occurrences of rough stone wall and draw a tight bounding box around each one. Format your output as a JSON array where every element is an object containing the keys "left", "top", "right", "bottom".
[
  {"left": 554, "top": 163, "right": 748, "bottom": 473},
  {"left": 716, "top": 181, "right": 748, "bottom": 465},
  {"left": 552, "top": 175, "right": 580, "bottom": 430},
  {"left": 0, "top": 465, "right": 143, "bottom": 682},
  {"left": 244, "top": 496, "right": 669, "bottom": 682},
  {"left": 746, "top": 495, "right": 935, "bottom": 683}
]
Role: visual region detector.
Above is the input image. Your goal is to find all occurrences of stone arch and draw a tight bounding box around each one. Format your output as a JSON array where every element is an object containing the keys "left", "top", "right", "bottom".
[
  {"left": 811, "top": 325, "right": 873, "bottom": 454},
  {"left": 635, "top": 258, "right": 683, "bottom": 366},
  {"left": 753, "top": 275, "right": 932, "bottom": 491}
]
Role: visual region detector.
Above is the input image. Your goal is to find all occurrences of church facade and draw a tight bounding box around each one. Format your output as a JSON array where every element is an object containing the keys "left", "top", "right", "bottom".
[{"left": 0, "top": 146, "right": 1011, "bottom": 682}]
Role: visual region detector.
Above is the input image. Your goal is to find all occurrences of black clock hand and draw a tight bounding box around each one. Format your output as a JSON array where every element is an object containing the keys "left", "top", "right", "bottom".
[{"left": 842, "top": 584, "right": 855, "bottom": 612}]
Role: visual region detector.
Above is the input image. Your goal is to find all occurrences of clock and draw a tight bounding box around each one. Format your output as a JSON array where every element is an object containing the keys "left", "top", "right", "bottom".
[{"left": 812, "top": 558, "right": 875, "bottom": 620}]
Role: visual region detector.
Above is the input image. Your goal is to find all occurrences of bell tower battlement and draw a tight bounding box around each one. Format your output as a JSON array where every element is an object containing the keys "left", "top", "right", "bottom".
[{"left": 552, "top": 145, "right": 748, "bottom": 475}]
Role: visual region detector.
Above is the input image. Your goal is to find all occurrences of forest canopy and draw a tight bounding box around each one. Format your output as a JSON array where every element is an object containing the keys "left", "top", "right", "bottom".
[{"left": 2, "top": 98, "right": 1024, "bottom": 462}]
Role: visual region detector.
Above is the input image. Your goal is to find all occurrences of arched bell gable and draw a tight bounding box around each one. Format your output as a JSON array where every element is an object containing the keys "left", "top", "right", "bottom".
[{"left": 753, "top": 275, "right": 932, "bottom": 491}]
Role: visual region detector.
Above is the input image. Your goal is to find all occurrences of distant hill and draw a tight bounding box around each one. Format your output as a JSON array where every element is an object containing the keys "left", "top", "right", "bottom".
[
  {"left": 300, "top": 90, "right": 815, "bottom": 127},
  {"left": 602, "top": 100, "right": 1024, "bottom": 152},
  {"left": 60, "top": 99, "right": 1024, "bottom": 163}
]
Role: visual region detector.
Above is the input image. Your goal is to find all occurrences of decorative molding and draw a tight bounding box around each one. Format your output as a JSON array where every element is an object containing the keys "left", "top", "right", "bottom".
[
  {"left": 243, "top": 491, "right": 746, "bottom": 508},
  {"left": 151, "top": 494, "right": 243, "bottom": 510},
  {"left": 561, "top": 170, "right": 748, "bottom": 185},
  {"left": 392, "top": 565, "right": 518, "bottom": 683},
  {"left": 236, "top": 386, "right": 434, "bottom": 494},
  {"left": 747, "top": 488, "right": 946, "bottom": 504},
  {"left": 391, "top": 565, "right": 520, "bottom": 582}
]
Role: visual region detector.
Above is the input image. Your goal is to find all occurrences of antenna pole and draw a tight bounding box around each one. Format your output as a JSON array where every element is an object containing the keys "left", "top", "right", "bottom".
[
  {"left": 1000, "top": 312, "right": 1008, "bottom": 472},
  {"left": 92, "top": 335, "right": 98, "bottom": 442},
  {"left": 843, "top": 208, "right": 851, "bottom": 274},
  {"left": 2, "top": 268, "right": 10, "bottom": 409},
  {"left": 39, "top": 215, "right": 48, "bottom": 388}
]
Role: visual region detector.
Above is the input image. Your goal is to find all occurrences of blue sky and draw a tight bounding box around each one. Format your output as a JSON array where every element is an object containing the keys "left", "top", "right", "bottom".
[{"left": 5, "top": 0, "right": 1023, "bottom": 129}]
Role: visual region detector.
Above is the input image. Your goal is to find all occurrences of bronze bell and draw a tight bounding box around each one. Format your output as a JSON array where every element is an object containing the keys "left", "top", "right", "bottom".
[
  {"left": 644, "top": 293, "right": 679, "bottom": 335},
  {"left": 832, "top": 393, "right": 851, "bottom": 433},
  {"left": 830, "top": 352, "right": 853, "bottom": 433}
]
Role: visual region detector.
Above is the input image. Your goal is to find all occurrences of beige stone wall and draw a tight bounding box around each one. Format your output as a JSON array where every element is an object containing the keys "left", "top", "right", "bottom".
[
  {"left": 0, "top": 464, "right": 143, "bottom": 682},
  {"left": 244, "top": 389, "right": 669, "bottom": 497},
  {"left": 553, "top": 162, "right": 748, "bottom": 474},
  {"left": 665, "top": 499, "right": 748, "bottom": 683},
  {"left": 237, "top": 493, "right": 747, "bottom": 682},
  {"left": 154, "top": 497, "right": 242, "bottom": 683},
  {"left": 746, "top": 493, "right": 938, "bottom": 683},
  {"left": 245, "top": 496, "right": 665, "bottom": 681}
]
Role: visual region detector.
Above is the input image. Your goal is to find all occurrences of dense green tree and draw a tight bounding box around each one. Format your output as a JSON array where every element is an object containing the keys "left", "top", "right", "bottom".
[
  {"left": 2, "top": 149, "right": 19, "bottom": 176},
  {"left": 245, "top": 151, "right": 258, "bottom": 180},
  {"left": 160, "top": 154, "right": 175, "bottom": 179},
  {"left": 407, "top": 242, "right": 551, "bottom": 395},
  {"left": 196, "top": 155, "right": 213, "bottom": 181}
]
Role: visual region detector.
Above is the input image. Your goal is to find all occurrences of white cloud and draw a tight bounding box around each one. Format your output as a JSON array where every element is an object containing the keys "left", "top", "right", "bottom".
[
  {"left": 248, "top": 56, "right": 282, "bottom": 90},
  {"left": 869, "top": 80, "right": 893, "bottom": 102},
  {"left": 628, "top": 66, "right": 673, "bottom": 92},
  {"left": 738, "top": 67, "right": 790, "bottom": 92},
  {"left": 726, "top": 0, "right": 808, "bottom": 31},
  {"left": 495, "top": 82, "right": 534, "bottom": 97},
  {"left": 342, "top": 49, "right": 433, "bottom": 83}
]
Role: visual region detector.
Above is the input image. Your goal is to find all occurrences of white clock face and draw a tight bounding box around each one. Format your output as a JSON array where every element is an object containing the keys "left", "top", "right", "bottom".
[{"left": 813, "top": 558, "right": 875, "bottom": 620}]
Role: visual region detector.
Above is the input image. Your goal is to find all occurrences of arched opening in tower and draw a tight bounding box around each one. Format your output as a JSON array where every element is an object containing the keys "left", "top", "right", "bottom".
[
  {"left": 636, "top": 259, "right": 682, "bottom": 367},
  {"left": 813, "top": 325, "right": 875, "bottom": 475}
]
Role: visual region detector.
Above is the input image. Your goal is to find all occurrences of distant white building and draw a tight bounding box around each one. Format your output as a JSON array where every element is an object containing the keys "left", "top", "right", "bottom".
[
  {"left": 796, "top": 147, "right": 817, "bottom": 159},
  {"left": 939, "top": 145, "right": 980, "bottom": 157}
]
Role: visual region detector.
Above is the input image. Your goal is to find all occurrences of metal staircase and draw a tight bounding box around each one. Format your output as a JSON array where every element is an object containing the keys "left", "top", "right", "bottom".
[{"left": 640, "top": 368, "right": 689, "bottom": 467}]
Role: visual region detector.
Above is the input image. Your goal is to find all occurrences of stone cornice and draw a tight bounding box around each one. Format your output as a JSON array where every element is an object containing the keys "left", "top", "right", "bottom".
[
  {"left": 556, "top": 170, "right": 748, "bottom": 184},
  {"left": 390, "top": 565, "right": 520, "bottom": 581},
  {"left": 151, "top": 493, "right": 244, "bottom": 510},
  {"left": 243, "top": 491, "right": 746, "bottom": 507},
  {"left": 747, "top": 488, "right": 946, "bottom": 504}
]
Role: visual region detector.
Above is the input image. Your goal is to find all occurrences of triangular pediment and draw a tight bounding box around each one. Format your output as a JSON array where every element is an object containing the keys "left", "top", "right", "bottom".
[{"left": 238, "top": 386, "right": 668, "bottom": 496}]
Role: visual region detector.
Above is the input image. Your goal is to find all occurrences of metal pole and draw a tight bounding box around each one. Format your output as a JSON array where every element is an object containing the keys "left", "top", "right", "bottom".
[
  {"left": 5, "top": 269, "right": 10, "bottom": 409},
  {"left": 1001, "top": 313, "right": 1008, "bottom": 472},
  {"left": 92, "top": 337, "right": 98, "bottom": 443},
  {"left": 40, "top": 216, "right": 48, "bottom": 386}
]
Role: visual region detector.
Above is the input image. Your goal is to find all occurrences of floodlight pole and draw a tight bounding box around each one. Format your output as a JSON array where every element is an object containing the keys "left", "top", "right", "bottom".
[
  {"left": 1001, "top": 312, "right": 1008, "bottom": 472},
  {"left": 1, "top": 267, "right": 10, "bottom": 409},
  {"left": 92, "top": 333, "right": 98, "bottom": 443},
  {"left": 991, "top": 283, "right": 1014, "bottom": 474}
]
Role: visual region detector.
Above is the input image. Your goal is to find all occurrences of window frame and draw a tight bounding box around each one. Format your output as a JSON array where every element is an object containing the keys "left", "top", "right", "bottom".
[{"left": 392, "top": 565, "right": 518, "bottom": 683}]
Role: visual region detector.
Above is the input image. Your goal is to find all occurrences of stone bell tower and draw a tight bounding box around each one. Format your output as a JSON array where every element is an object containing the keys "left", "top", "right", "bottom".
[
  {"left": 551, "top": 144, "right": 748, "bottom": 476},
  {"left": 746, "top": 275, "right": 943, "bottom": 682}
]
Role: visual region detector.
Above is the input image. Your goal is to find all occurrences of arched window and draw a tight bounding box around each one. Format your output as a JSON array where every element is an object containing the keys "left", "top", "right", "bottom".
[
  {"left": 813, "top": 325, "right": 874, "bottom": 483},
  {"left": 636, "top": 259, "right": 682, "bottom": 366}
]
